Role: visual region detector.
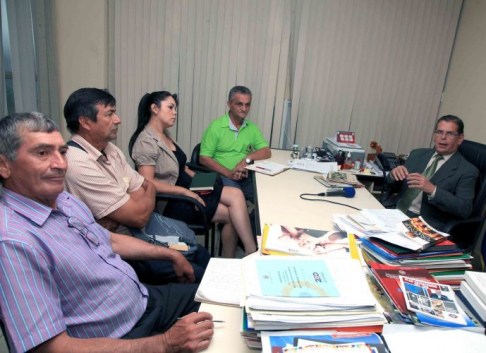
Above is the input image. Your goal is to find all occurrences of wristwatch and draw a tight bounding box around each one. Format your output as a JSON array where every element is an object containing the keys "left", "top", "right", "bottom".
[{"left": 245, "top": 157, "right": 253, "bottom": 165}]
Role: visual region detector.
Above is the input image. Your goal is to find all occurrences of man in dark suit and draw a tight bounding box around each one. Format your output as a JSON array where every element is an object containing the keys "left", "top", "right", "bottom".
[{"left": 388, "top": 115, "right": 478, "bottom": 232}]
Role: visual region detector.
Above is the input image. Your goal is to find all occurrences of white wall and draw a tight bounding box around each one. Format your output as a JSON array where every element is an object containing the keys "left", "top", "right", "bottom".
[
  {"left": 439, "top": 0, "right": 486, "bottom": 144},
  {"left": 52, "top": 0, "right": 108, "bottom": 137}
]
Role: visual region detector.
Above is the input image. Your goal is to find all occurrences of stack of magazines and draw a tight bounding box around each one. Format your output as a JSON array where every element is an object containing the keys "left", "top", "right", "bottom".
[
  {"left": 367, "top": 262, "right": 476, "bottom": 327},
  {"left": 360, "top": 237, "right": 472, "bottom": 288},
  {"left": 333, "top": 209, "right": 471, "bottom": 287},
  {"left": 240, "top": 256, "right": 387, "bottom": 348}
]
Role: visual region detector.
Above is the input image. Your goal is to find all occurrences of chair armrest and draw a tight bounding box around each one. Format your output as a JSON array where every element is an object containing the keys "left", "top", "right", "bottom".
[
  {"left": 443, "top": 215, "right": 484, "bottom": 251},
  {"left": 379, "top": 175, "right": 400, "bottom": 207},
  {"left": 442, "top": 215, "right": 483, "bottom": 234},
  {"left": 155, "top": 192, "right": 210, "bottom": 227}
]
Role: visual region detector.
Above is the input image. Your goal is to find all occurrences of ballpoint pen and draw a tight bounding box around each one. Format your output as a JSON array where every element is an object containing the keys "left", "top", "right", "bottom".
[{"left": 177, "top": 318, "right": 225, "bottom": 323}]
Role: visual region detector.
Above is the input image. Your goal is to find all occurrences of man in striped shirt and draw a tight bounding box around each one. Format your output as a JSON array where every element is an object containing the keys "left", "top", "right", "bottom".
[{"left": 0, "top": 113, "right": 214, "bottom": 352}]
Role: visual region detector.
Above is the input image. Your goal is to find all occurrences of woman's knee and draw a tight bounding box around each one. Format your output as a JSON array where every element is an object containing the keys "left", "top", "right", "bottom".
[{"left": 222, "top": 186, "right": 245, "bottom": 203}]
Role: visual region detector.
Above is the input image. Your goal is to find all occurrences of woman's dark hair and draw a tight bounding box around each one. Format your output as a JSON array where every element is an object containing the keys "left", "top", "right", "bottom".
[{"left": 128, "top": 91, "right": 178, "bottom": 158}]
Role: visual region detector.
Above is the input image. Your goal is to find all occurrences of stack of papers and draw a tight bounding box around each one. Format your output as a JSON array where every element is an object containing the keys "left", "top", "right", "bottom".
[
  {"left": 242, "top": 256, "right": 386, "bottom": 334},
  {"left": 194, "top": 258, "right": 242, "bottom": 307},
  {"left": 246, "top": 161, "right": 289, "bottom": 176},
  {"left": 334, "top": 210, "right": 449, "bottom": 251},
  {"left": 334, "top": 208, "right": 471, "bottom": 288},
  {"left": 288, "top": 159, "right": 338, "bottom": 174}
]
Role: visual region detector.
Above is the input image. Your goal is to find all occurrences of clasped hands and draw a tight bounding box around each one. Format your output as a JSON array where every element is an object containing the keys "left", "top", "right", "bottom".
[
  {"left": 227, "top": 159, "right": 249, "bottom": 181},
  {"left": 391, "top": 166, "right": 435, "bottom": 194}
]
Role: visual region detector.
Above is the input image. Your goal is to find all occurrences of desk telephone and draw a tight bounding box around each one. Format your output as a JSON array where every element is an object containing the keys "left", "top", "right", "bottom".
[{"left": 375, "top": 152, "right": 400, "bottom": 171}]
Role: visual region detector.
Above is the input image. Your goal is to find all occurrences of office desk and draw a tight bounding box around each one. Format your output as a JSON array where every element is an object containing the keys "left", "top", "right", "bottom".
[
  {"left": 254, "top": 149, "right": 384, "bottom": 232},
  {"left": 200, "top": 149, "right": 384, "bottom": 352}
]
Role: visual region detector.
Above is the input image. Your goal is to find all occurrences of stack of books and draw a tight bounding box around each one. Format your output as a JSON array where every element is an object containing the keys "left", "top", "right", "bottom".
[
  {"left": 368, "top": 262, "right": 475, "bottom": 327},
  {"left": 333, "top": 209, "right": 472, "bottom": 287},
  {"left": 457, "top": 271, "right": 486, "bottom": 325},
  {"left": 369, "top": 262, "right": 475, "bottom": 327},
  {"left": 240, "top": 256, "right": 387, "bottom": 348},
  {"left": 361, "top": 238, "right": 472, "bottom": 288}
]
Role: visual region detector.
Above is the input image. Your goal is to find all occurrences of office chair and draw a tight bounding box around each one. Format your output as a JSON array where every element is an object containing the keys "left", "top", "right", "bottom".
[
  {"left": 129, "top": 146, "right": 217, "bottom": 256},
  {"left": 187, "top": 143, "right": 214, "bottom": 173},
  {"left": 444, "top": 140, "right": 486, "bottom": 249},
  {"left": 153, "top": 193, "right": 217, "bottom": 256},
  {"left": 1, "top": 320, "right": 10, "bottom": 352},
  {"left": 471, "top": 219, "right": 486, "bottom": 272},
  {"left": 375, "top": 153, "right": 397, "bottom": 205}
]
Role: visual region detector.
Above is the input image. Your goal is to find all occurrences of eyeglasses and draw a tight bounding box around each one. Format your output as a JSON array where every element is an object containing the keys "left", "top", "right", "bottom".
[
  {"left": 434, "top": 129, "right": 460, "bottom": 138},
  {"left": 67, "top": 216, "right": 99, "bottom": 247}
]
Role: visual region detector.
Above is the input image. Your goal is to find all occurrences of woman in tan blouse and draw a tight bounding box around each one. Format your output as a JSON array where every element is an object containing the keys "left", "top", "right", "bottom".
[{"left": 129, "top": 91, "right": 256, "bottom": 258}]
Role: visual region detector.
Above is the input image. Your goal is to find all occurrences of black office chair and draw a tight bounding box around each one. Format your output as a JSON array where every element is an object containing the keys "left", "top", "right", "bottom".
[
  {"left": 154, "top": 193, "right": 217, "bottom": 256},
  {"left": 1, "top": 320, "right": 10, "bottom": 352},
  {"left": 129, "top": 146, "right": 217, "bottom": 256},
  {"left": 186, "top": 143, "right": 214, "bottom": 173},
  {"left": 375, "top": 153, "right": 398, "bottom": 205},
  {"left": 444, "top": 140, "right": 486, "bottom": 249},
  {"left": 471, "top": 218, "right": 486, "bottom": 271}
]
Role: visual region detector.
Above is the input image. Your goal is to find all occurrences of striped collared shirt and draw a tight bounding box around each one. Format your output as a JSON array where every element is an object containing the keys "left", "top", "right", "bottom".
[{"left": 0, "top": 189, "right": 148, "bottom": 352}]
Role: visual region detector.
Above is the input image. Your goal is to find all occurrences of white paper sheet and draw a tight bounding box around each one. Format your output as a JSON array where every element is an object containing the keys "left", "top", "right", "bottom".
[
  {"left": 288, "top": 160, "right": 338, "bottom": 174},
  {"left": 195, "top": 258, "right": 243, "bottom": 306}
]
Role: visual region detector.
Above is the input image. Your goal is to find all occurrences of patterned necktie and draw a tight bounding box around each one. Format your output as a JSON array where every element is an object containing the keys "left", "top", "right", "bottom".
[{"left": 397, "top": 154, "right": 443, "bottom": 213}]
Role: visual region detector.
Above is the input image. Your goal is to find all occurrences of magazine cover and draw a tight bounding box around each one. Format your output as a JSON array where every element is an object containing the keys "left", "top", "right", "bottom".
[
  {"left": 261, "top": 331, "right": 387, "bottom": 353},
  {"left": 399, "top": 217, "right": 449, "bottom": 250},
  {"left": 263, "top": 224, "right": 349, "bottom": 257},
  {"left": 369, "top": 263, "right": 436, "bottom": 313},
  {"left": 400, "top": 276, "right": 466, "bottom": 325}
]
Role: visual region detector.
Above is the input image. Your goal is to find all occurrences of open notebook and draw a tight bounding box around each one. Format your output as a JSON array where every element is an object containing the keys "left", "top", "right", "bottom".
[{"left": 246, "top": 162, "right": 290, "bottom": 176}]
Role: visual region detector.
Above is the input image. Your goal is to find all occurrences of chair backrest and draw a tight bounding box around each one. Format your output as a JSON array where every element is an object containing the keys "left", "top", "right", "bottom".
[
  {"left": 471, "top": 219, "right": 486, "bottom": 271},
  {"left": 1, "top": 319, "right": 10, "bottom": 352},
  {"left": 191, "top": 143, "right": 202, "bottom": 166},
  {"left": 458, "top": 140, "right": 486, "bottom": 217},
  {"left": 375, "top": 153, "right": 392, "bottom": 172}
]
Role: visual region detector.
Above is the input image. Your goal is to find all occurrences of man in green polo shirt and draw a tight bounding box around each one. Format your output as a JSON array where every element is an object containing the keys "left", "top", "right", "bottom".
[{"left": 200, "top": 86, "right": 271, "bottom": 201}]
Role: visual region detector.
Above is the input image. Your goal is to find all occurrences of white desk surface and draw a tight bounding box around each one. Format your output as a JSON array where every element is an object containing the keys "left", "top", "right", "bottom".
[
  {"left": 255, "top": 149, "right": 383, "bottom": 232},
  {"left": 201, "top": 149, "right": 384, "bottom": 352}
]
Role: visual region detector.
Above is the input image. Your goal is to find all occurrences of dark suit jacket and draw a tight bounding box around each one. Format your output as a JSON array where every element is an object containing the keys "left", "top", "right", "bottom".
[{"left": 388, "top": 148, "right": 479, "bottom": 231}]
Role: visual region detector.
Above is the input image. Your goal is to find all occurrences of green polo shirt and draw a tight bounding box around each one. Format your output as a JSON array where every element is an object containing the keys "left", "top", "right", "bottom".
[{"left": 200, "top": 113, "right": 269, "bottom": 170}]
